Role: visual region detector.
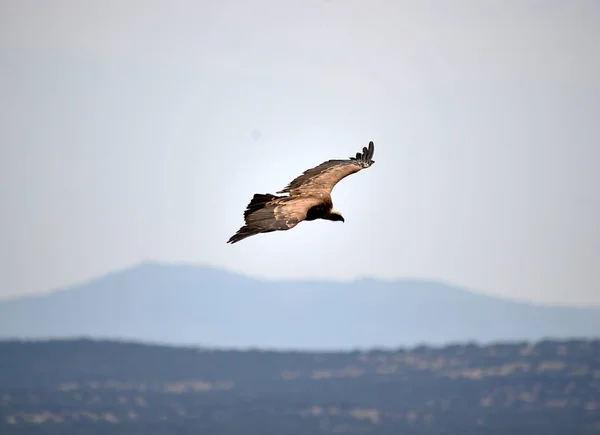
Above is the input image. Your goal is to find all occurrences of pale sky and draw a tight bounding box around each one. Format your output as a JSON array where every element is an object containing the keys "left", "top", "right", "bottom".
[{"left": 1, "top": 0, "right": 599, "bottom": 306}]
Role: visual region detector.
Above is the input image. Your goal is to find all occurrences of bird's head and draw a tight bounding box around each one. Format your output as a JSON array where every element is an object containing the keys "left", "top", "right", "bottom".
[{"left": 329, "top": 210, "right": 345, "bottom": 223}]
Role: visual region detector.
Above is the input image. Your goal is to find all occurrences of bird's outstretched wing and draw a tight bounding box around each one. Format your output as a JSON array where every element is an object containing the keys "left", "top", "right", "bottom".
[
  {"left": 277, "top": 141, "right": 375, "bottom": 196},
  {"left": 227, "top": 193, "right": 322, "bottom": 244}
]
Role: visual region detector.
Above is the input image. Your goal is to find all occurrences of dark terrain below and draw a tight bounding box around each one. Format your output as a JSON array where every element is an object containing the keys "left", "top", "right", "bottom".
[{"left": 1, "top": 338, "right": 599, "bottom": 434}]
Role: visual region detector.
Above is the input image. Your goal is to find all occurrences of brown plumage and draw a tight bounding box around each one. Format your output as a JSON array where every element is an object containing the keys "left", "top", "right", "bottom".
[{"left": 227, "top": 141, "right": 375, "bottom": 244}]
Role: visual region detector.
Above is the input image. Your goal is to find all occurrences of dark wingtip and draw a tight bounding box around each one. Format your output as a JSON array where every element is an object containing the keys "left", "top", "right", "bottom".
[
  {"left": 361, "top": 141, "right": 375, "bottom": 163},
  {"left": 227, "top": 235, "right": 243, "bottom": 244},
  {"left": 227, "top": 228, "right": 248, "bottom": 244},
  {"left": 349, "top": 140, "right": 375, "bottom": 163},
  {"left": 367, "top": 141, "right": 375, "bottom": 160}
]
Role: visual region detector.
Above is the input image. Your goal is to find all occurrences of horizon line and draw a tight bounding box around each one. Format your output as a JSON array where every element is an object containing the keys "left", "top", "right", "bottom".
[
  {"left": 1, "top": 259, "right": 598, "bottom": 311},
  {"left": 1, "top": 335, "right": 598, "bottom": 354}
]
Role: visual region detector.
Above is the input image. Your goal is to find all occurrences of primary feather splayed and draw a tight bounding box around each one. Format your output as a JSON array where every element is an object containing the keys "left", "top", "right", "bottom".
[{"left": 227, "top": 141, "right": 375, "bottom": 244}]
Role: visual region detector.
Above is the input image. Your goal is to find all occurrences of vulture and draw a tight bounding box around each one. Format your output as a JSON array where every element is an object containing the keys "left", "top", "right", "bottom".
[{"left": 227, "top": 140, "right": 375, "bottom": 244}]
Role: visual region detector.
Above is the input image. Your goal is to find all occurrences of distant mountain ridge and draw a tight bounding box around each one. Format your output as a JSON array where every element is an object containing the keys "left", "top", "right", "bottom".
[{"left": 0, "top": 262, "right": 598, "bottom": 350}]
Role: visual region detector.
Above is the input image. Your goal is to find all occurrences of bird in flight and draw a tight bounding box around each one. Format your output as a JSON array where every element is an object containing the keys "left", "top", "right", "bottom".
[{"left": 227, "top": 140, "right": 375, "bottom": 244}]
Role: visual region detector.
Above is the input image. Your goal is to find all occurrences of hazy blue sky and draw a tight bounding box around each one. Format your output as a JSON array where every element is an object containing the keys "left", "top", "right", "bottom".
[{"left": 1, "top": 0, "right": 598, "bottom": 306}]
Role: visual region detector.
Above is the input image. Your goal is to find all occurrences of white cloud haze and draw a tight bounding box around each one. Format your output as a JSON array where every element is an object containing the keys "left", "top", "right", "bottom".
[{"left": 0, "top": 0, "right": 599, "bottom": 306}]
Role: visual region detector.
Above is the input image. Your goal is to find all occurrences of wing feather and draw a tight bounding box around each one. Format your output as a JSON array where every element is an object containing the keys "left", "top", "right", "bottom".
[
  {"left": 277, "top": 141, "right": 375, "bottom": 196},
  {"left": 227, "top": 195, "right": 323, "bottom": 244}
]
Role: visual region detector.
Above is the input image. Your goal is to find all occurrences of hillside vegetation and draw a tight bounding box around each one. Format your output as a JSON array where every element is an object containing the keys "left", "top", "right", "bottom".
[{"left": 1, "top": 338, "right": 599, "bottom": 434}]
